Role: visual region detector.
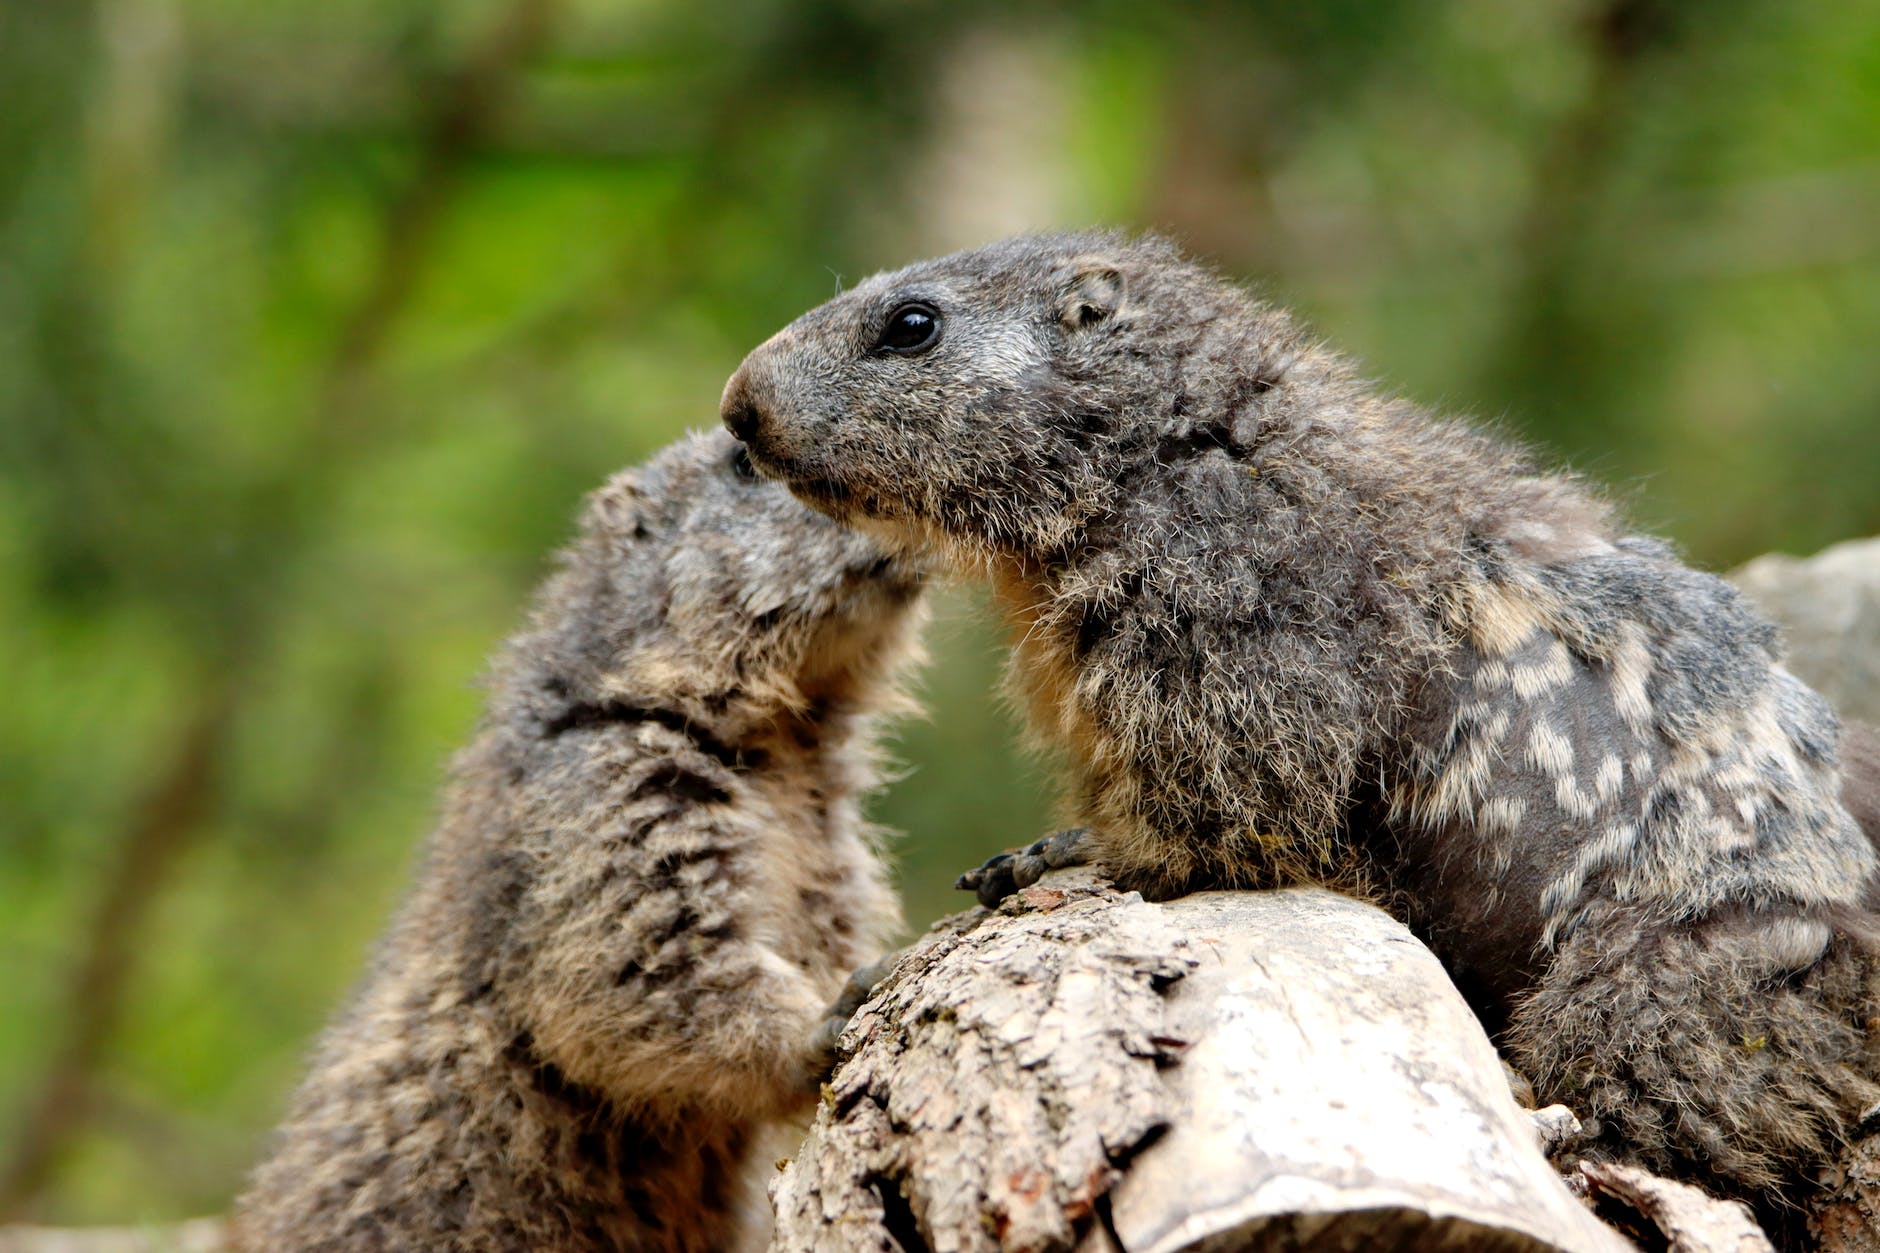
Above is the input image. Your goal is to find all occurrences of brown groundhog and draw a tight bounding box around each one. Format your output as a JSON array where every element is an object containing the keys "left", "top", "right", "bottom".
[
  {"left": 229, "top": 430, "right": 926, "bottom": 1253},
  {"left": 720, "top": 231, "right": 1880, "bottom": 1234}
]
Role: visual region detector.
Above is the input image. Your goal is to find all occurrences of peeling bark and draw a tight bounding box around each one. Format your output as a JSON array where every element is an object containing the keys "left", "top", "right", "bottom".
[{"left": 1580, "top": 1163, "right": 1772, "bottom": 1253}]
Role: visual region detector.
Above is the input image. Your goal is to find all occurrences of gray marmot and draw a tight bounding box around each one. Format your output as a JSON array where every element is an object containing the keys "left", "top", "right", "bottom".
[
  {"left": 229, "top": 430, "right": 926, "bottom": 1253},
  {"left": 720, "top": 231, "right": 1880, "bottom": 1228}
]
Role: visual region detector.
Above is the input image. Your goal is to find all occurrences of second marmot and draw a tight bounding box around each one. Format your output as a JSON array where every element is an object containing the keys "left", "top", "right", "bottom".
[
  {"left": 721, "top": 231, "right": 1880, "bottom": 1229},
  {"left": 231, "top": 431, "right": 926, "bottom": 1253}
]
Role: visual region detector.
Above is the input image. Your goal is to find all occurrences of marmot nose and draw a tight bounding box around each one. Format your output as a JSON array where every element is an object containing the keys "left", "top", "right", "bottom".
[{"left": 720, "top": 370, "right": 765, "bottom": 445}]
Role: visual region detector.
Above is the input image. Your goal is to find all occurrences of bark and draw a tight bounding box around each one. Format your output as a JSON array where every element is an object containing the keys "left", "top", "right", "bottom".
[
  {"left": 1813, "top": 1141, "right": 1880, "bottom": 1253},
  {"left": 1579, "top": 1164, "right": 1772, "bottom": 1253},
  {"left": 770, "top": 872, "right": 1632, "bottom": 1253}
]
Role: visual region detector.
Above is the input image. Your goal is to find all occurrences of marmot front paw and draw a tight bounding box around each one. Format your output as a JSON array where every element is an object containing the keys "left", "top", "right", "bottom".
[{"left": 955, "top": 828, "right": 1097, "bottom": 908}]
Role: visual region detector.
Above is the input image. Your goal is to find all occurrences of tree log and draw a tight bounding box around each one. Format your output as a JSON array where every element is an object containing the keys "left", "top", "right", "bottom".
[{"left": 770, "top": 872, "right": 1632, "bottom": 1253}]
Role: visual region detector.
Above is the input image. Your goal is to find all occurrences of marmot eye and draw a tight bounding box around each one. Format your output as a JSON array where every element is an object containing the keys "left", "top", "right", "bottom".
[
  {"left": 875, "top": 303, "right": 941, "bottom": 355},
  {"left": 730, "top": 446, "right": 759, "bottom": 482}
]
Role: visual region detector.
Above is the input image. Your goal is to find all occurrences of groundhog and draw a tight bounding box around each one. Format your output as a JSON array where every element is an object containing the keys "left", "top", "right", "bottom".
[
  {"left": 720, "top": 231, "right": 1880, "bottom": 1230},
  {"left": 229, "top": 430, "right": 926, "bottom": 1253}
]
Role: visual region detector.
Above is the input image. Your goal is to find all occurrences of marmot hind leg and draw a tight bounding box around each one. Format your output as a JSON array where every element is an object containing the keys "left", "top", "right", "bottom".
[
  {"left": 805, "top": 953, "right": 905, "bottom": 1081},
  {"left": 1509, "top": 901, "right": 1880, "bottom": 1201}
]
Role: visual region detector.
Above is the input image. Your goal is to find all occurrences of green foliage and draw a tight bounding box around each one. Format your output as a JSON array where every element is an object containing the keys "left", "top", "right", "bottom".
[{"left": 2, "top": 0, "right": 1876, "bottom": 1224}]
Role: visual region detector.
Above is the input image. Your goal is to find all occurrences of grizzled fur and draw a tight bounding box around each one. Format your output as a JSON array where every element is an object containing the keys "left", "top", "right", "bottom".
[
  {"left": 230, "top": 431, "right": 926, "bottom": 1253},
  {"left": 722, "top": 231, "right": 1880, "bottom": 1220}
]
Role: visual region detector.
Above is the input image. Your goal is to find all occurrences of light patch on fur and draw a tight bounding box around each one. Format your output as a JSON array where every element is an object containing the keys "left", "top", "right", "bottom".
[
  {"left": 1542, "top": 822, "right": 1639, "bottom": 946},
  {"left": 1429, "top": 729, "right": 1496, "bottom": 820},
  {"left": 1525, "top": 723, "right": 1575, "bottom": 779},
  {"left": 1510, "top": 639, "right": 1574, "bottom": 700},
  {"left": 1500, "top": 520, "right": 1557, "bottom": 551},
  {"left": 1474, "top": 660, "right": 1511, "bottom": 691},
  {"left": 1498, "top": 480, "right": 1619, "bottom": 564},
  {"left": 965, "top": 322, "right": 1049, "bottom": 389},
  {"left": 1593, "top": 754, "right": 1625, "bottom": 805},
  {"left": 1467, "top": 585, "right": 1549, "bottom": 660},
  {"left": 1474, "top": 795, "right": 1527, "bottom": 876},
  {"left": 1553, "top": 774, "right": 1600, "bottom": 821},
  {"left": 1606, "top": 623, "right": 1654, "bottom": 735},
  {"left": 1479, "top": 794, "right": 1528, "bottom": 835}
]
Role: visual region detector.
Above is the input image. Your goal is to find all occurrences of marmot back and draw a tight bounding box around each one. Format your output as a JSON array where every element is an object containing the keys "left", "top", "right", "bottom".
[
  {"left": 230, "top": 430, "right": 926, "bottom": 1253},
  {"left": 721, "top": 232, "right": 1880, "bottom": 1233}
]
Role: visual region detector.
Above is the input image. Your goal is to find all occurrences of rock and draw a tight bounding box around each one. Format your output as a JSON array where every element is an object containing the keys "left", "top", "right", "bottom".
[{"left": 1732, "top": 536, "right": 1880, "bottom": 724}]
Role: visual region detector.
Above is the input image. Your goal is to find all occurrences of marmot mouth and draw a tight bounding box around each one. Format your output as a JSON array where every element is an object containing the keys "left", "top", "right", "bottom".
[
  {"left": 740, "top": 445, "right": 852, "bottom": 507},
  {"left": 790, "top": 474, "right": 853, "bottom": 509}
]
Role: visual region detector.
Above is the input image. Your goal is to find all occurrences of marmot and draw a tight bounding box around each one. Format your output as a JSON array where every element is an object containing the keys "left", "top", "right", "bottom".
[
  {"left": 229, "top": 430, "right": 926, "bottom": 1253},
  {"left": 720, "top": 231, "right": 1880, "bottom": 1228}
]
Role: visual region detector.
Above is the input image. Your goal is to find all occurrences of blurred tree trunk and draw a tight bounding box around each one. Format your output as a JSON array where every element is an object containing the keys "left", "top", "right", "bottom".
[{"left": 0, "top": 687, "right": 229, "bottom": 1218}]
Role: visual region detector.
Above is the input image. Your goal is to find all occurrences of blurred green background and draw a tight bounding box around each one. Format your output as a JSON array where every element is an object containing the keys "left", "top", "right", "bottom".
[{"left": 3, "top": 0, "right": 1878, "bottom": 1226}]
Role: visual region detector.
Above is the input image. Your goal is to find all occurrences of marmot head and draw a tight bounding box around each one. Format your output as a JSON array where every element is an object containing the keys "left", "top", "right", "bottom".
[
  {"left": 720, "top": 231, "right": 1300, "bottom": 569},
  {"left": 505, "top": 429, "right": 926, "bottom": 729}
]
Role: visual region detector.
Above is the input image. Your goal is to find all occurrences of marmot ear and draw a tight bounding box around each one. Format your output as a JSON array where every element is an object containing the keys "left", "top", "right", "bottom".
[
  {"left": 1057, "top": 260, "right": 1124, "bottom": 332},
  {"left": 587, "top": 475, "right": 651, "bottom": 543}
]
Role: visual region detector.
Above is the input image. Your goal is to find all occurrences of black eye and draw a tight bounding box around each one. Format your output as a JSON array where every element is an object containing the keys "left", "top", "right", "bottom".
[
  {"left": 875, "top": 303, "right": 941, "bottom": 355},
  {"left": 730, "top": 446, "right": 758, "bottom": 482}
]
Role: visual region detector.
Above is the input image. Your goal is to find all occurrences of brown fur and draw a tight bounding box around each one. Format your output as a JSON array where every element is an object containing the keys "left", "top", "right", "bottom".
[
  {"left": 229, "top": 431, "right": 927, "bottom": 1253},
  {"left": 722, "top": 231, "right": 1879, "bottom": 1233}
]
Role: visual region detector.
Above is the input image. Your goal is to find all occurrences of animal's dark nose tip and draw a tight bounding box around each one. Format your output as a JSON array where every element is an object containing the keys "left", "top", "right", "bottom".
[
  {"left": 723, "top": 395, "right": 761, "bottom": 444},
  {"left": 720, "top": 371, "right": 764, "bottom": 444}
]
